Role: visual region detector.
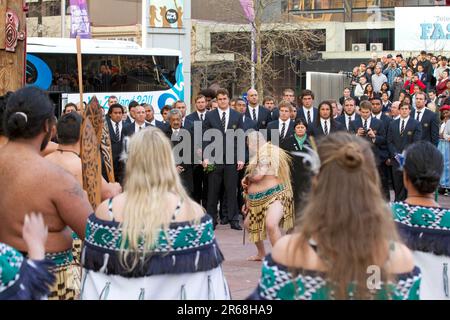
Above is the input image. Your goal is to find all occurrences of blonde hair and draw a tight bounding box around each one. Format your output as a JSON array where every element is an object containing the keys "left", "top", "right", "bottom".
[
  {"left": 120, "top": 127, "right": 197, "bottom": 270},
  {"left": 246, "top": 142, "right": 292, "bottom": 190}
]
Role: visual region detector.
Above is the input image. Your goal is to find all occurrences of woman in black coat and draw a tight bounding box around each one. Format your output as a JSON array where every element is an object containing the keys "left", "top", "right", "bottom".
[{"left": 281, "top": 119, "right": 315, "bottom": 216}]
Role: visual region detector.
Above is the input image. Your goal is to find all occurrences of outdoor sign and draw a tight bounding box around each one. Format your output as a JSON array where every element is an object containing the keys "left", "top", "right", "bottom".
[
  {"left": 69, "top": 0, "right": 91, "bottom": 38},
  {"left": 395, "top": 6, "right": 450, "bottom": 51},
  {"left": 148, "top": 0, "right": 184, "bottom": 28}
]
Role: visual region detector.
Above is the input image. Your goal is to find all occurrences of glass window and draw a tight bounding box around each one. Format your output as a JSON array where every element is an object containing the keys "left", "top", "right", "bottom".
[
  {"left": 345, "top": 29, "right": 394, "bottom": 51},
  {"left": 26, "top": 53, "right": 179, "bottom": 93}
]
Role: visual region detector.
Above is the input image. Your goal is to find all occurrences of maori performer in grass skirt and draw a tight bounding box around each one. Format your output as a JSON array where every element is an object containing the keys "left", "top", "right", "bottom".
[{"left": 242, "top": 133, "right": 294, "bottom": 261}]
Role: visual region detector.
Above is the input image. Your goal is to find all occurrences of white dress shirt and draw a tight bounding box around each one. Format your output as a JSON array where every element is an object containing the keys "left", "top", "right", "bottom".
[
  {"left": 345, "top": 113, "right": 356, "bottom": 130},
  {"left": 361, "top": 116, "right": 372, "bottom": 130},
  {"left": 399, "top": 116, "right": 410, "bottom": 132},
  {"left": 320, "top": 118, "right": 331, "bottom": 135},
  {"left": 110, "top": 119, "right": 123, "bottom": 137},
  {"left": 372, "top": 113, "right": 382, "bottom": 120},
  {"left": 393, "top": 115, "right": 400, "bottom": 120},
  {"left": 415, "top": 108, "right": 425, "bottom": 122},
  {"left": 197, "top": 111, "right": 206, "bottom": 121},
  {"left": 248, "top": 105, "right": 259, "bottom": 122},
  {"left": 134, "top": 122, "right": 145, "bottom": 133},
  {"left": 218, "top": 107, "right": 230, "bottom": 130},
  {"left": 303, "top": 107, "right": 314, "bottom": 123},
  {"left": 278, "top": 119, "right": 290, "bottom": 138}
]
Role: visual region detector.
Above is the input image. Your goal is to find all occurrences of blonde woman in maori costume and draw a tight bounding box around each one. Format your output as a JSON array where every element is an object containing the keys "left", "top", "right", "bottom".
[{"left": 242, "top": 132, "right": 294, "bottom": 261}]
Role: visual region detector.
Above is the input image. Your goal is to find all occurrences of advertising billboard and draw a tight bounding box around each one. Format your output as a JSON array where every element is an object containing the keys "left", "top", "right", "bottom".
[{"left": 395, "top": 6, "right": 450, "bottom": 51}]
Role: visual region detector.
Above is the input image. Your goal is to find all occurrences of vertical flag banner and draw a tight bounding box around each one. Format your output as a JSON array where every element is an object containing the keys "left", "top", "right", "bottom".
[
  {"left": 70, "top": 0, "right": 91, "bottom": 38},
  {"left": 148, "top": 0, "right": 184, "bottom": 29},
  {"left": 239, "top": 0, "right": 255, "bottom": 22}
]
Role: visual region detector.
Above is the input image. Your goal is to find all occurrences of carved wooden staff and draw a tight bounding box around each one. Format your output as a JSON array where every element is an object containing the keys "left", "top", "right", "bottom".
[
  {"left": 0, "top": 0, "right": 26, "bottom": 95},
  {"left": 77, "top": 36, "right": 102, "bottom": 210}
]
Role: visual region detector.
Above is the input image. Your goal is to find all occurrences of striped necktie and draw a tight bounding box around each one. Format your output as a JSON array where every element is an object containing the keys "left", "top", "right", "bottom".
[
  {"left": 280, "top": 122, "right": 286, "bottom": 139},
  {"left": 324, "top": 120, "right": 329, "bottom": 135},
  {"left": 221, "top": 112, "right": 226, "bottom": 130},
  {"left": 400, "top": 119, "right": 405, "bottom": 135}
]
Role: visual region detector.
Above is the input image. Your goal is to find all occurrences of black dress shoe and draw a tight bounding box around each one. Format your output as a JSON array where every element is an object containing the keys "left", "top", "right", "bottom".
[
  {"left": 230, "top": 221, "right": 242, "bottom": 230},
  {"left": 220, "top": 217, "right": 229, "bottom": 225}
]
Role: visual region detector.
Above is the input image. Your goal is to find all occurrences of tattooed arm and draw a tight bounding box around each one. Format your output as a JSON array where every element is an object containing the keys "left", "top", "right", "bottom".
[{"left": 53, "top": 169, "right": 93, "bottom": 240}]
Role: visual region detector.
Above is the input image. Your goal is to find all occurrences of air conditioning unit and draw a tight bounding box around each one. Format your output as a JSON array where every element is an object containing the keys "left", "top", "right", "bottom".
[
  {"left": 352, "top": 43, "right": 367, "bottom": 52},
  {"left": 370, "top": 43, "right": 383, "bottom": 51}
]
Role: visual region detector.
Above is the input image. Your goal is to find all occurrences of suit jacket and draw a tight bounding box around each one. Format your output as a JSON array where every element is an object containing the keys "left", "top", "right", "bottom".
[
  {"left": 123, "top": 116, "right": 133, "bottom": 126},
  {"left": 296, "top": 107, "right": 319, "bottom": 127},
  {"left": 270, "top": 108, "right": 279, "bottom": 121},
  {"left": 336, "top": 113, "right": 362, "bottom": 132},
  {"left": 410, "top": 108, "right": 439, "bottom": 146},
  {"left": 266, "top": 119, "right": 295, "bottom": 146},
  {"left": 245, "top": 105, "right": 272, "bottom": 130},
  {"left": 382, "top": 101, "right": 392, "bottom": 113},
  {"left": 350, "top": 117, "right": 388, "bottom": 164},
  {"left": 203, "top": 108, "right": 244, "bottom": 164},
  {"left": 310, "top": 119, "right": 346, "bottom": 137},
  {"left": 242, "top": 115, "right": 257, "bottom": 131},
  {"left": 387, "top": 118, "right": 422, "bottom": 158},
  {"left": 122, "top": 122, "right": 151, "bottom": 138},
  {"left": 105, "top": 116, "right": 126, "bottom": 183},
  {"left": 165, "top": 126, "right": 194, "bottom": 195}
]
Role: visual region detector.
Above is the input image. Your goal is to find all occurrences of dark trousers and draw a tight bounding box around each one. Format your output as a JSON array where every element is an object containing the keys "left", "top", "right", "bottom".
[
  {"left": 180, "top": 165, "right": 194, "bottom": 198},
  {"left": 192, "top": 165, "right": 208, "bottom": 207},
  {"left": 378, "top": 162, "right": 391, "bottom": 201},
  {"left": 391, "top": 163, "right": 407, "bottom": 201},
  {"left": 207, "top": 164, "right": 239, "bottom": 225}
]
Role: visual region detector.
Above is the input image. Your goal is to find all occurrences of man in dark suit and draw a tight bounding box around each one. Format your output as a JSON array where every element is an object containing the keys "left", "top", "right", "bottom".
[
  {"left": 122, "top": 105, "right": 151, "bottom": 138},
  {"left": 296, "top": 89, "right": 318, "bottom": 128},
  {"left": 263, "top": 96, "right": 278, "bottom": 121},
  {"left": 336, "top": 97, "right": 361, "bottom": 132},
  {"left": 105, "top": 103, "right": 126, "bottom": 184},
  {"left": 123, "top": 100, "right": 139, "bottom": 126},
  {"left": 173, "top": 100, "right": 194, "bottom": 131},
  {"left": 202, "top": 88, "right": 245, "bottom": 230},
  {"left": 245, "top": 88, "right": 272, "bottom": 130},
  {"left": 310, "top": 101, "right": 345, "bottom": 138},
  {"left": 166, "top": 108, "right": 194, "bottom": 197},
  {"left": 143, "top": 103, "right": 169, "bottom": 131},
  {"left": 351, "top": 100, "right": 390, "bottom": 200},
  {"left": 266, "top": 101, "right": 295, "bottom": 148},
  {"left": 185, "top": 94, "right": 208, "bottom": 206},
  {"left": 371, "top": 96, "right": 392, "bottom": 131},
  {"left": 387, "top": 102, "right": 422, "bottom": 201},
  {"left": 410, "top": 91, "right": 439, "bottom": 146}
]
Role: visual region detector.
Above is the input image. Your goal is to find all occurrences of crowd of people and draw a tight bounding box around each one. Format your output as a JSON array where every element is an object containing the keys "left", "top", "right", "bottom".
[{"left": 0, "top": 51, "right": 450, "bottom": 301}]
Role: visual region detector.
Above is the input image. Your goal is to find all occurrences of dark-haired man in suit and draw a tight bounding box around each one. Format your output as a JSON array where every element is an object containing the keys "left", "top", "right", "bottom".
[
  {"left": 105, "top": 103, "right": 126, "bottom": 184},
  {"left": 143, "top": 103, "right": 168, "bottom": 131},
  {"left": 186, "top": 94, "right": 208, "bottom": 206},
  {"left": 351, "top": 100, "right": 390, "bottom": 200},
  {"left": 296, "top": 89, "right": 318, "bottom": 128},
  {"left": 266, "top": 101, "right": 295, "bottom": 148},
  {"left": 202, "top": 88, "right": 245, "bottom": 230},
  {"left": 310, "top": 101, "right": 345, "bottom": 137},
  {"left": 387, "top": 102, "right": 422, "bottom": 201},
  {"left": 410, "top": 91, "right": 439, "bottom": 146}
]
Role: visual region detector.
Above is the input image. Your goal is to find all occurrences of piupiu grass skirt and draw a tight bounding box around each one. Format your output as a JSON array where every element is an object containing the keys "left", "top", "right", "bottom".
[{"left": 246, "top": 184, "right": 294, "bottom": 243}]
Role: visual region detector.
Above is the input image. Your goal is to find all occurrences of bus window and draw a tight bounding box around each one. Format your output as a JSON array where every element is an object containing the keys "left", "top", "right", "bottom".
[{"left": 26, "top": 53, "right": 179, "bottom": 94}]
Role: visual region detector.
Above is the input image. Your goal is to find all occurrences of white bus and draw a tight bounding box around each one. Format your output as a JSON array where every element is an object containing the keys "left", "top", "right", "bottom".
[{"left": 26, "top": 37, "right": 184, "bottom": 117}]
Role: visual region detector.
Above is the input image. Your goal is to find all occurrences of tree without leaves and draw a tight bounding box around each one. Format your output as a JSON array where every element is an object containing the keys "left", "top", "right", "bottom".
[{"left": 192, "top": 0, "right": 325, "bottom": 98}]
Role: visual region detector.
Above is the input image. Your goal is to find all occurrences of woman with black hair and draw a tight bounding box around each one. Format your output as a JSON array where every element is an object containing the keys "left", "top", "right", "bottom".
[
  {"left": 391, "top": 141, "right": 450, "bottom": 300},
  {"left": 281, "top": 119, "right": 314, "bottom": 212}
]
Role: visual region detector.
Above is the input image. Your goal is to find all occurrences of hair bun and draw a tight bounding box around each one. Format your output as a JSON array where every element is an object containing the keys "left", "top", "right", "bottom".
[
  {"left": 338, "top": 143, "right": 363, "bottom": 169},
  {"left": 7, "top": 112, "right": 28, "bottom": 134}
]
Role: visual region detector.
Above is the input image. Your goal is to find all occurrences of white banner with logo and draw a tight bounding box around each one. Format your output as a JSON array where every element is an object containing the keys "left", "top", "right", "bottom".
[{"left": 395, "top": 7, "right": 450, "bottom": 51}]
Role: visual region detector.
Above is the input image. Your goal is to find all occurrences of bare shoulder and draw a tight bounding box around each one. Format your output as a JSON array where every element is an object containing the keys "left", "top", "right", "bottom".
[
  {"left": 272, "top": 234, "right": 302, "bottom": 265},
  {"left": 386, "top": 242, "right": 416, "bottom": 274},
  {"left": 95, "top": 199, "right": 111, "bottom": 221},
  {"left": 175, "top": 196, "right": 205, "bottom": 222}
]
